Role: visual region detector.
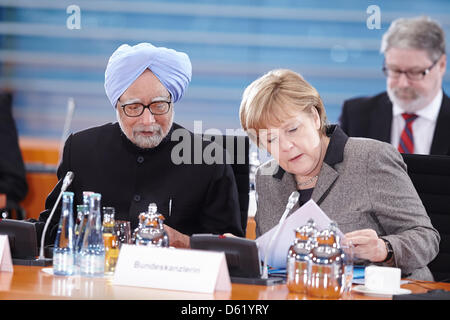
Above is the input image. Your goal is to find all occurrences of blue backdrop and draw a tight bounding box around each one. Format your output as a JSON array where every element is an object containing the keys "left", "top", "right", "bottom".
[{"left": 1, "top": 0, "right": 449, "bottom": 139}]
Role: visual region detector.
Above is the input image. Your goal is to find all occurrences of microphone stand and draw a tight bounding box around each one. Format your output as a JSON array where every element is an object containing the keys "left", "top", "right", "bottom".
[
  {"left": 31, "top": 172, "right": 74, "bottom": 266},
  {"left": 262, "top": 191, "right": 300, "bottom": 279}
]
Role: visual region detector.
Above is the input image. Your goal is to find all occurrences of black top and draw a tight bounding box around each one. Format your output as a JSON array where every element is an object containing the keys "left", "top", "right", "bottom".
[
  {"left": 39, "top": 122, "right": 244, "bottom": 244},
  {"left": 297, "top": 187, "right": 314, "bottom": 207}
]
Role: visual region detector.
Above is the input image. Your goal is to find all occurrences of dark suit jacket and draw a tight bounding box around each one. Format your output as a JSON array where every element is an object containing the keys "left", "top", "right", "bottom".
[
  {"left": 0, "top": 92, "right": 28, "bottom": 209},
  {"left": 339, "top": 91, "right": 450, "bottom": 155},
  {"left": 39, "top": 122, "right": 244, "bottom": 244}
]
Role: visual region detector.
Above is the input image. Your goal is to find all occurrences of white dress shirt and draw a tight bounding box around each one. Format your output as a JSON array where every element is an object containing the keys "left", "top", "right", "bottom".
[{"left": 391, "top": 90, "right": 443, "bottom": 155}]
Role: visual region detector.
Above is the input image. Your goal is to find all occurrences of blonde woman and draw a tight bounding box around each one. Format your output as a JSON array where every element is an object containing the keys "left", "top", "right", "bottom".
[{"left": 240, "top": 69, "right": 439, "bottom": 281}]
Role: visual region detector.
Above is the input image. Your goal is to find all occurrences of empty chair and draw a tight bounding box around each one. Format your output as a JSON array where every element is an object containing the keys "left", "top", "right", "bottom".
[
  {"left": 401, "top": 153, "right": 450, "bottom": 282},
  {"left": 202, "top": 134, "right": 250, "bottom": 234}
]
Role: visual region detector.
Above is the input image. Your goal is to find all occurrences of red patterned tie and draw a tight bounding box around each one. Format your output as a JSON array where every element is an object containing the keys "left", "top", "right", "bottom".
[{"left": 398, "top": 113, "right": 418, "bottom": 154}]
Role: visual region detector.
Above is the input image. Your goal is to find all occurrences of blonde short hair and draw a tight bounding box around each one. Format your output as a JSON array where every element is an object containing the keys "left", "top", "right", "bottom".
[{"left": 239, "top": 69, "right": 328, "bottom": 144}]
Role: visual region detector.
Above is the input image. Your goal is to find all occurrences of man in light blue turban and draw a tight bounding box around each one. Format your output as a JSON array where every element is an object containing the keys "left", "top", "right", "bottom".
[
  {"left": 39, "top": 43, "right": 244, "bottom": 250},
  {"left": 105, "top": 42, "right": 192, "bottom": 109},
  {"left": 105, "top": 42, "right": 192, "bottom": 149}
]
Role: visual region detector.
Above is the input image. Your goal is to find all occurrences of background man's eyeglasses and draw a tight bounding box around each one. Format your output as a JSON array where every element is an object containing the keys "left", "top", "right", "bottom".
[{"left": 382, "top": 56, "right": 441, "bottom": 81}]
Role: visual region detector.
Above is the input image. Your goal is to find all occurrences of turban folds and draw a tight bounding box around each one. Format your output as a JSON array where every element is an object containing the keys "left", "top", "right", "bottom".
[{"left": 104, "top": 43, "right": 192, "bottom": 107}]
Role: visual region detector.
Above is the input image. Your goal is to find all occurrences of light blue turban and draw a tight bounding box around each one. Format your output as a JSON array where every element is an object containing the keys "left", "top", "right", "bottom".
[{"left": 104, "top": 43, "right": 192, "bottom": 108}]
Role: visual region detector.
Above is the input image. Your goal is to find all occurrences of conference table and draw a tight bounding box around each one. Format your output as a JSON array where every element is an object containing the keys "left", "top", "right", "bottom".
[{"left": 1, "top": 266, "right": 449, "bottom": 300}]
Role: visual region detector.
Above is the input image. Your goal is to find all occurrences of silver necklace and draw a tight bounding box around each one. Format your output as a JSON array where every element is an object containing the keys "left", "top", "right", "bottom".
[{"left": 296, "top": 175, "right": 318, "bottom": 187}]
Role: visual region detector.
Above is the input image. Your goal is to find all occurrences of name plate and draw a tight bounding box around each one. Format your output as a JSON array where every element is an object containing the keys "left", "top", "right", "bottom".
[
  {"left": 0, "top": 235, "right": 13, "bottom": 272},
  {"left": 112, "top": 244, "right": 231, "bottom": 293}
]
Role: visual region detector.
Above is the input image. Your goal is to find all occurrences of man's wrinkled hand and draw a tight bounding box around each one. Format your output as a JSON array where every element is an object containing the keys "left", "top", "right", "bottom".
[{"left": 164, "top": 224, "right": 190, "bottom": 248}]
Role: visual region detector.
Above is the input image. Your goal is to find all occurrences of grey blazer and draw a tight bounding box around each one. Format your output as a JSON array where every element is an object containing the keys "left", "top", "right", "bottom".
[{"left": 255, "top": 126, "right": 440, "bottom": 281}]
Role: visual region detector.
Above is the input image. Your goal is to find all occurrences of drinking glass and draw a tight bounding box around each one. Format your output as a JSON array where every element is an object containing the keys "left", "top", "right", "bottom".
[{"left": 341, "top": 240, "right": 355, "bottom": 294}]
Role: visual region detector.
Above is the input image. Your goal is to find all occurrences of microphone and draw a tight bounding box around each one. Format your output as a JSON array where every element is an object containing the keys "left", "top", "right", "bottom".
[
  {"left": 262, "top": 191, "right": 300, "bottom": 279},
  {"left": 61, "top": 171, "right": 74, "bottom": 192},
  {"left": 38, "top": 171, "right": 75, "bottom": 261}
]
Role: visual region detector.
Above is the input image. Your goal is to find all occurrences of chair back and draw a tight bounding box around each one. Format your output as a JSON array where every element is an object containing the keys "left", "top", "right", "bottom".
[
  {"left": 202, "top": 134, "right": 250, "bottom": 234},
  {"left": 402, "top": 153, "right": 450, "bottom": 282}
]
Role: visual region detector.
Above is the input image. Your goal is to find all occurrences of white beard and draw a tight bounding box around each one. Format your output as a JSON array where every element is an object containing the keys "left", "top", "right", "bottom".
[
  {"left": 117, "top": 111, "right": 174, "bottom": 149},
  {"left": 132, "top": 124, "right": 165, "bottom": 148},
  {"left": 387, "top": 86, "right": 429, "bottom": 113}
]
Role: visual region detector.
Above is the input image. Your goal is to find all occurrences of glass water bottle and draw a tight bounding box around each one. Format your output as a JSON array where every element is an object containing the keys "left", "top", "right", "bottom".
[
  {"left": 75, "top": 191, "right": 93, "bottom": 268},
  {"left": 53, "top": 192, "right": 75, "bottom": 276},
  {"left": 79, "top": 193, "right": 105, "bottom": 277}
]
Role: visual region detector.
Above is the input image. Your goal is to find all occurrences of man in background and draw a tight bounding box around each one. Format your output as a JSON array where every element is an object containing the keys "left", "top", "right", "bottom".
[
  {"left": 339, "top": 16, "right": 449, "bottom": 155},
  {"left": 0, "top": 92, "right": 28, "bottom": 218}
]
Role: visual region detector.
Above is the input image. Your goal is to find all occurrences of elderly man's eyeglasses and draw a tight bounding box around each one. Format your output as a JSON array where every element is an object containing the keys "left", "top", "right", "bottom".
[
  {"left": 119, "top": 100, "right": 171, "bottom": 117},
  {"left": 382, "top": 56, "right": 441, "bottom": 81}
]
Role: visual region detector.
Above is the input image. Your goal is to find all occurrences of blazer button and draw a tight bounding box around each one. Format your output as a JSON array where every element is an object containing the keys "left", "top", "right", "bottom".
[
  {"left": 137, "top": 156, "right": 144, "bottom": 164},
  {"left": 133, "top": 194, "right": 141, "bottom": 202}
]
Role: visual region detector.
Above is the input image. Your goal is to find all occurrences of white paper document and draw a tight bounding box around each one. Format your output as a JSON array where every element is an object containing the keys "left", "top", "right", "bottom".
[
  {"left": 0, "top": 235, "right": 13, "bottom": 272},
  {"left": 255, "top": 199, "right": 343, "bottom": 269}
]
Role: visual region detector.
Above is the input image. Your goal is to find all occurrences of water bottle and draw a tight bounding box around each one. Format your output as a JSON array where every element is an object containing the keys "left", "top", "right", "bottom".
[
  {"left": 75, "top": 191, "right": 93, "bottom": 268},
  {"left": 74, "top": 205, "right": 83, "bottom": 239},
  {"left": 79, "top": 193, "right": 105, "bottom": 277},
  {"left": 74, "top": 205, "right": 87, "bottom": 266},
  {"left": 53, "top": 191, "right": 75, "bottom": 276},
  {"left": 75, "top": 205, "right": 86, "bottom": 242}
]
